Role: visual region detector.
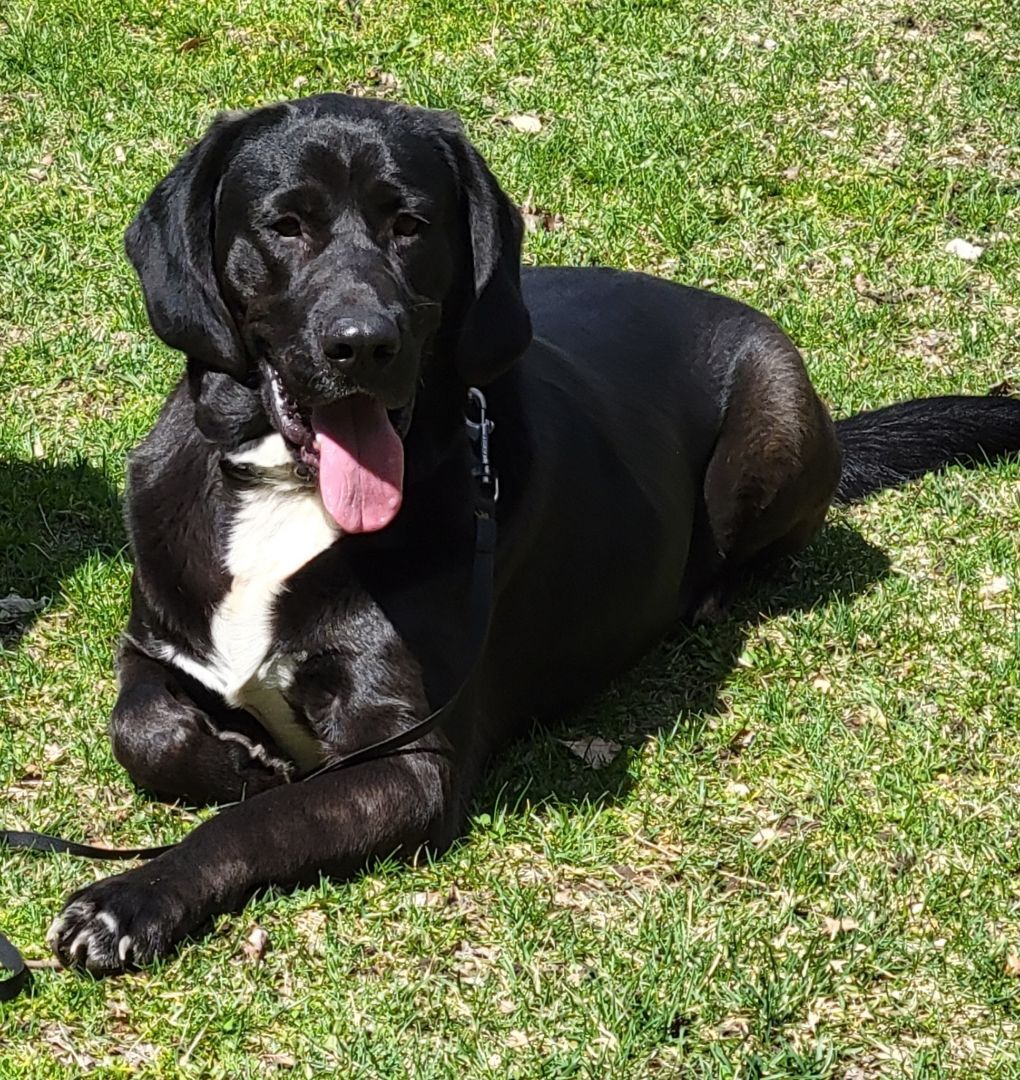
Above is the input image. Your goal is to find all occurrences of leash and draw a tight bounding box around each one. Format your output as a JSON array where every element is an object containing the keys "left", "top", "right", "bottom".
[{"left": 0, "top": 387, "right": 498, "bottom": 1002}]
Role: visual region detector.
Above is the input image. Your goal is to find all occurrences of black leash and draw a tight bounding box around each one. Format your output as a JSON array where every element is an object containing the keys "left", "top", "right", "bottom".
[
  {"left": 302, "top": 388, "right": 497, "bottom": 780},
  {"left": 0, "top": 388, "right": 499, "bottom": 1002},
  {"left": 0, "top": 935, "right": 29, "bottom": 1004}
]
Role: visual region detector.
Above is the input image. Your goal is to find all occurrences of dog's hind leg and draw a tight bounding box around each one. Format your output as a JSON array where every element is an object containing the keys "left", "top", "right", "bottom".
[
  {"left": 109, "top": 644, "right": 292, "bottom": 805},
  {"left": 691, "top": 324, "right": 842, "bottom": 620}
]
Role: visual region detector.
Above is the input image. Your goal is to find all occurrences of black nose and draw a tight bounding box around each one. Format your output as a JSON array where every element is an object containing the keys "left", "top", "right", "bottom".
[{"left": 320, "top": 314, "right": 400, "bottom": 374}]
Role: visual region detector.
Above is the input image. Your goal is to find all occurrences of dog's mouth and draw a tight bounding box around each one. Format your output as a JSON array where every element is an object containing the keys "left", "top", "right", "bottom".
[{"left": 264, "top": 365, "right": 413, "bottom": 534}]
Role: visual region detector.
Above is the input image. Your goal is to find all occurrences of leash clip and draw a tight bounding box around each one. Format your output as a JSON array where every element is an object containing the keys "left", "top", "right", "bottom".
[{"left": 466, "top": 387, "right": 499, "bottom": 506}]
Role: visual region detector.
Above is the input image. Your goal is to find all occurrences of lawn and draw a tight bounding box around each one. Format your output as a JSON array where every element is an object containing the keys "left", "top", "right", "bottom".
[{"left": 2, "top": 0, "right": 1019, "bottom": 1075}]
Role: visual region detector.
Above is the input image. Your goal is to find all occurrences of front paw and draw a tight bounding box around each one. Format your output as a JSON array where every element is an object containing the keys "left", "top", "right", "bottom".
[{"left": 48, "top": 872, "right": 190, "bottom": 975}]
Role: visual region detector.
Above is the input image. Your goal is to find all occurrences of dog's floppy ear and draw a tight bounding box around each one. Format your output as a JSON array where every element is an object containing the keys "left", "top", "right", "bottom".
[
  {"left": 125, "top": 112, "right": 250, "bottom": 378},
  {"left": 438, "top": 118, "right": 532, "bottom": 385}
]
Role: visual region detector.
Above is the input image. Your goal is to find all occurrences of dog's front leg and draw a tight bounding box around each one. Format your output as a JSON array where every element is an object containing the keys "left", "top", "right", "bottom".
[
  {"left": 48, "top": 750, "right": 452, "bottom": 974},
  {"left": 111, "top": 644, "right": 294, "bottom": 805}
]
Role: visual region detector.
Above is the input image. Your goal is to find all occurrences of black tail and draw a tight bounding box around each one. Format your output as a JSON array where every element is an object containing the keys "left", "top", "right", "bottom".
[{"left": 834, "top": 394, "right": 1020, "bottom": 504}]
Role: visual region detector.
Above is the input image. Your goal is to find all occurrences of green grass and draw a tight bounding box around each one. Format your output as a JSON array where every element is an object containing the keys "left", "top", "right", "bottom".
[{"left": 2, "top": 0, "right": 1020, "bottom": 1074}]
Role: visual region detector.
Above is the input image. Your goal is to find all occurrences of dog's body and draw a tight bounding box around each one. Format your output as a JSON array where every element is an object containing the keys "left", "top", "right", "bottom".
[{"left": 49, "top": 95, "right": 1020, "bottom": 973}]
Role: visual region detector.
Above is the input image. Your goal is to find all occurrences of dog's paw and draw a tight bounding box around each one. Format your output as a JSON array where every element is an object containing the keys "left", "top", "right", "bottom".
[{"left": 47, "top": 873, "right": 188, "bottom": 975}]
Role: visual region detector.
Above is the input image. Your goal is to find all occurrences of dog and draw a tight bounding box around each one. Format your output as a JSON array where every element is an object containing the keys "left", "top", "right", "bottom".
[{"left": 47, "top": 93, "right": 1020, "bottom": 973}]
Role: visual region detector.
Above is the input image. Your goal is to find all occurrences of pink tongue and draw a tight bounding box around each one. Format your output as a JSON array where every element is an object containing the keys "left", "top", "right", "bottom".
[{"left": 311, "top": 397, "right": 404, "bottom": 533}]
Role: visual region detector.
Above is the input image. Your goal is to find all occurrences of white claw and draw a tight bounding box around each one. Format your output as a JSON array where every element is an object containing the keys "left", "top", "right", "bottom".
[{"left": 45, "top": 915, "right": 67, "bottom": 949}]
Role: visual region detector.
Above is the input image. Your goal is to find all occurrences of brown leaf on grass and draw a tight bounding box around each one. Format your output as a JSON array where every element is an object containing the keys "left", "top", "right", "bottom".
[
  {"left": 408, "top": 884, "right": 466, "bottom": 912},
  {"left": 852, "top": 273, "right": 926, "bottom": 305},
  {"left": 241, "top": 926, "right": 270, "bottom": 963},
  {"left": 410, "top": 890, "right": 445, "bottom": 908},
  {"left": 106, "top": 997, "right": 131, "bottom": 1020},
  {"left": 504, "top": 113, "right": 543, "bottom": 134},
  {"left": 452, "top": 941, "right": 498, "bottom": 985},
  {"left": 821, "top": 915, "right": 859, "bottom": 939},
  {"left": 118, "top": 1042, "right": 160, "bottom": 1068},
  {"left": 1004, "top": 952, "right": 1020, "bottom": 976},
  {"left": 294, "top": 907, "right": 327, "bottom": 952},
  {"left": 721, "top": 727, "right": 756, "bottom": 760},
  {"left": 743, "top": 32, "right": 778, "bottom": 50},
  {"left": 610, "top": 864, "right": 661, "bottom": 892},
  {"left": 12, "top": 763, "right": 43, "bottom": 790},
  {"left": 978, "top": 575, "right": 1010, "bottom": 602},
  {"left": 225, "top": 27, "right": 254, "bottom": 45},
  {"left": 717, "top": 1016, "right": 750, "bottom": 1039},
  {"left": 557, "top": 736, "right": 621, "bottom": 769},
  {"left": 520, "top": 203, "right": 565, "bottom": 234},
  {"left": 552, "top": 885, "right": 595, "bottom": 911},
  {"left": 26, "top": 153, "right": 54, "bottom": 183},
  {"left": 260, "top": 1050, "right": 298, "bottom": 1069},
  {"left": 177, "top": 35, "right": 208, "bottom": 53},
  {"left": 105, "top": 1000, "right": 160, "bottom": 1064},
  {"left": 40, "top": 1024, "right": 97, "bottom": 1069},
  {"left": 346, "top": 68, "right": 400, "bottom": 98},
  {"left": 10, "top": 746, "right": 69, "bottom": 796},
  {"left": 847, "top": 704, "right": 888, "bottom": 732},
  {"left": 750, "top": 826, "right": 779, "bottom": 847}
]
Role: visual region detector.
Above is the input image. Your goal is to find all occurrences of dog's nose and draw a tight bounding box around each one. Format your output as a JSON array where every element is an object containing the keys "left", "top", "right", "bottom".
[{"left": 320, "top": 315, "right": 400, "bottom": 374}]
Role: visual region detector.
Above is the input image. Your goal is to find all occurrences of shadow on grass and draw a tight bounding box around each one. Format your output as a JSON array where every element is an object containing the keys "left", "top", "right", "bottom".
[
  {"left": 0, "top": 459, "right": 124, "bottom": 644},
  {"left": 478, "top": 519, "right": 892, "bottom": 813}
]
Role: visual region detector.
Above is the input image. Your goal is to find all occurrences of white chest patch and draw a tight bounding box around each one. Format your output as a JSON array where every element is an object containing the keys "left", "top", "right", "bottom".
[{"left": 155, "top": 434, "right": 340, "bottom": 771}]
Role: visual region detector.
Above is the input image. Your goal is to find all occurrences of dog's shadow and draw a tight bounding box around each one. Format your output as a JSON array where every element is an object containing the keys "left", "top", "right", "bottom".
[
  {"left": 0, "top": 459, "right": 124, "bottom": 644},
  {"left": 479, "top": 520, "right": 891, "bottom": 814}
]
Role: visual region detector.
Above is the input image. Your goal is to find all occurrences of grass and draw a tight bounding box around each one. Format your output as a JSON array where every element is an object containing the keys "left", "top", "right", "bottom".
[{"left": 1, "top": 0, "right": 1019, "bottom": 1074}]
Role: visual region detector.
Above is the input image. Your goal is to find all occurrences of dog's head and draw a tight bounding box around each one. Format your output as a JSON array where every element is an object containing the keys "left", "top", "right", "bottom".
[{"left": 125, "top": 94, "right": 531, "bottom": 532}]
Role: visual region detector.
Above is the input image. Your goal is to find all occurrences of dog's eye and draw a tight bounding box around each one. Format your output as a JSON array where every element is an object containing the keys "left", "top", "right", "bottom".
[
  {"left": 270, "top": 215, "right": 303, "bottom": 238},
  {"left": 393, "top": 213, "right": 424, "bottom": 238}
]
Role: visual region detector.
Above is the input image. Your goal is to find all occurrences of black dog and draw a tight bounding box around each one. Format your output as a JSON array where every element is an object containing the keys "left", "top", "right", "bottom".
[{"left": 48, "top": 94, "right": 1020, "bottom": 973}]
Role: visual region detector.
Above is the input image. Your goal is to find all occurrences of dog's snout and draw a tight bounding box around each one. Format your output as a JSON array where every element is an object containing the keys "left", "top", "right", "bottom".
[{"left": 320, "top": 314, "right": 400, "bottom": 374}]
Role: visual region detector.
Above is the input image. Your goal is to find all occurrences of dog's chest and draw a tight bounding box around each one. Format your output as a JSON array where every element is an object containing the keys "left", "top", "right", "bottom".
[{"left": 158, "top": 436, "right": 340, "bottom": 769}]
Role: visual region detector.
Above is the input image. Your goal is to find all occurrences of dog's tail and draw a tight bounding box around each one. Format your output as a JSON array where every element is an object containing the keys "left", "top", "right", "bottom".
[{"left": 834, "top": 394, "right": 1020, "bottom": 504}]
